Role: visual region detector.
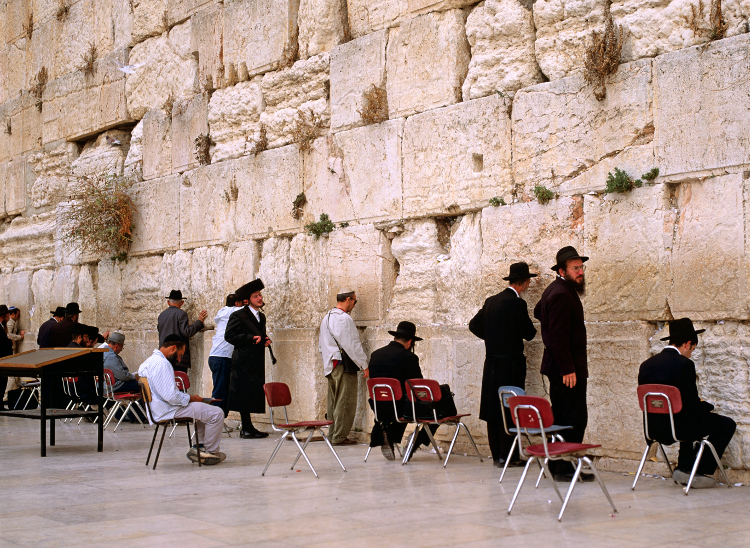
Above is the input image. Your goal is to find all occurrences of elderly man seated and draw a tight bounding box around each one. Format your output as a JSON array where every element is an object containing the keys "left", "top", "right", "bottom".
[
  {"left": 138, "top": 334, "right": 226, "bottom": 465},
  {"left": 103, "top": 332, "right": 139, "bottom": 393}
]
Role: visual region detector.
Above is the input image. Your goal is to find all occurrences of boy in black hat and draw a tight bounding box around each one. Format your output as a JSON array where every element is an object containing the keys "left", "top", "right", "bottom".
[
  {"left": 48, "top": 302, "right": 82, "bottom": 348},
  {"left": 638, "top": 318, "right": 736, "bottom": 488},
  {"left": 469, "top": 262, "right": 537, "bottom": 468}
]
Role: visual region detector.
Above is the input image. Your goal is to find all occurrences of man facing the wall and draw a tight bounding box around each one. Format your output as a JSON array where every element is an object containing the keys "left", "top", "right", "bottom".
[{"left": 157, "top": 290, "right": 207, "bottom": 372}]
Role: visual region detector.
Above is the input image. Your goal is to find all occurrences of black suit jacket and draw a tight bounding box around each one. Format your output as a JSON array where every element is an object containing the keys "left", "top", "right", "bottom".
[
  {"left": 224, "top": 306, "right": 268, "bottom": 414},
  {"left": 369, "top": 341, "right": 424, "bottom": 420},
  {"left": 0, "top": 323, "right": 12, "bottom": 358},
  {"left": 534, "top": 277, "right": 587, "bottom": 378},
  {"left": 638, "top": 347, "right": 715, "bottom": 442},
  {"left": 48, "top": 318, "right": 76, "bottom": 348},
  {"left": 37, "top": 317, "right": 58, "bottom": 348}
]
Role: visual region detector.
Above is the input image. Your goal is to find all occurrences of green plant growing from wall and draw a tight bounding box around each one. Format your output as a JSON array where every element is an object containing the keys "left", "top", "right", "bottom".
[
  {"left": 305, "top": 213, "right": 335, "bottom": 238},
  {"left": 641, "top": 167, "right": 659, "bottom": 182},
  {"left": 533, "top": 185, "right": 554, "bottom": 204},
  {"left": 488, "top": 196, "right": 505, "bottom": 207},
  {"left": 291, "top": 192, "right": 306, "bottom": 219},
  {"left": 605, "top": 167, "right": 643, "bottom": 194}
]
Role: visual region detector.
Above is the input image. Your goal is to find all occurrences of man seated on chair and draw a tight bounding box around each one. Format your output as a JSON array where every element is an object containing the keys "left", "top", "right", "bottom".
[
  {"left": 638, "top": 317, "right": 736, "bottom": 489},
  {"left": 103, "top": 331, "right": 146, "bottom": 422},
  {"left": 368, "top": 321, "right": 438, "bottom": 461},
  {"left": 138, "top": 334, "right": 226, "bottom": 465}
]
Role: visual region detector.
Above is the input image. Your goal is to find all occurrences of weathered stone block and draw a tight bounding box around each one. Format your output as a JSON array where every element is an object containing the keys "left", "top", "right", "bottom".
[
  {"left": 329, "top": 30, "right": 387, "bottom": 132},
  {"left": 188, "top": 246, "right": 228, "bottom": 319},
  {"left": 141, "top": 108, "right": 172, "bottom": 180},
  {"left": 226, "top": 239, "right": 260, "bottom": 293},
  {"left": 70, "top": 130, "right": 131, "bottom": 179},
  {"left": 172, "top": 94, "right": 207, "bottom": 173},
  {"left": 0, "top": 162, "right": 6, "bottom": 219},
  {"left": 4, "top": 155, "right": 26, "bottom": 215},
  {"left": 123, "top": 119, "right": 143, "bottom": 181},
  {"left": 234, "top": 145, "right": 302, "bottom": 238},
  {"left": 386, "top": 10, "right": 470, "bottom": 118},
  {"left": 21, "top": 104, "right": 41, "bottom": 153},
  {"left": 96, "top": 259, "right": 123, "bottom": 330},
  {"left": 168, "top": 0, "right": 215, "bottom": 26},
  {"left": 119, "top": 255, "right": 163, "bottom": 330},
  {"left": 654, "top": 34, "right": 750, "bottom": 176},
  {"left": 207, "top": 78, "right": 263, "bottom": 163},
  {"left": 77, "top": 264, "right": 98, "bottom": 328},
  {"left": 50, "top": 264, "right": 80, "bottom": 310},
  {"left": 53, "top": 0, "right": 115, "bottom": 79},
  {"left": 190, "top": 4, "right": 223, "bottom": 90},
  {"left": 304, "top": 119, "right": 404, "bottom": 224},
  {"left": 28, "top": 142, "right": 79, "bottom": 209},
  {"left": 557, "top": 144, "right": 655, "bottom": 196},
  {"left": 462, "top": 0, "right": 544, "bottom": 101},
  {"left": 223, "top": 0, "right": 300, "bottom": 79},
  {"left": 298, "top": 0, "right": 348, "bottom": 59},
  {"left": 257, "top": 236, "right": 293, "bottom": 322},
  {"left": 113, "top": 0, "right": 134, "bottom": 49},
  {"left": 8, "top": 269, "right": 32, "bottom": 328},
  {"left": 347, "top": 0, "right": 407, "bottom": 38},
  {"left": 30, "top": 268, "right": 55, "bottom": 334},
  {"left": 512, "top": 58, "right": 653, "bottom": 196},
  {"left": 284, "top": 233, "right": 331, "bottom": 327},
  {"left": 180, "top": 160, "right": 233, "bottom": 248},
  {"left": 129, "top": 175, "right": 180, "bottom": 255},
  {"left": 402, "top": 94, "right": 511, "bottom": 216},
  {"left": 132, "top": 0, "right": 168, "bottom": 43}
]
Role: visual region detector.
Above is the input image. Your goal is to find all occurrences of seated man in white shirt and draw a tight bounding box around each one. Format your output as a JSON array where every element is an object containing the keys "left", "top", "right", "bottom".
[{"left": 138, "top": 334, "right": 226, "bottom": 465}]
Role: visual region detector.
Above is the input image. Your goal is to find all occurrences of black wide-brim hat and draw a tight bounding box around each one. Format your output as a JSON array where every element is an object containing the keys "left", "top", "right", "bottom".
[
  {"left": 388, "top": 321, "right": 423, "bottom": 341},
  {"left": 0, "top": 305, "right": 9, "bottom": 315},
  {"left": 236, "top": 279, "right": 265, "bottom": 301},
  {"left": 660, "top": 318, "right": 706, "bottom": 341},
  {"left": 503, "top": 262, "right": 539, "bottom": 281},
  {"left": 166, "top": 289, "right": 185, "bottom": 300},
  {"left": 551, "top": 246, "right": 589, "bottom": 272},
  {"left": 65, "top": 302, "right": 82, "bottom": 315},
  {"left": 51, "top": 306, "right": 67, "bottom": 316}
]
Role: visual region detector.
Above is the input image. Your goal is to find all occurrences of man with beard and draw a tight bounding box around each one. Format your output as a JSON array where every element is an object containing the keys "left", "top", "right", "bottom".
[{"left": 533, "top": 246, "right": 592, "bottom": 482}]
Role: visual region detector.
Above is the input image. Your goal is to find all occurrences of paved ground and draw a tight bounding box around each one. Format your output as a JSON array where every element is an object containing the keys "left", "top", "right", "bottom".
[{"left": 1, "top": 415, "right": 748, "bottom": 547}]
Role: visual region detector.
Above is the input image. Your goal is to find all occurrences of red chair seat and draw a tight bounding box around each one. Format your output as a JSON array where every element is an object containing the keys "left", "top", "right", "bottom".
[
  {"left": 417, "top": 413, "right": 470, "bottom": 424},
  {"left": 525, "top": 442, "right": 601, "bottom": 457},
  {"left": 277, "top": 420, "right": 333, "bottom": 429}
]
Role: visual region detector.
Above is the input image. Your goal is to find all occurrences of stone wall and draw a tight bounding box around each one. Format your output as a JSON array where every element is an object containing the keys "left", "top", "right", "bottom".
[{"left": 2, "top": 0, "right": 750, "bottom": 473}]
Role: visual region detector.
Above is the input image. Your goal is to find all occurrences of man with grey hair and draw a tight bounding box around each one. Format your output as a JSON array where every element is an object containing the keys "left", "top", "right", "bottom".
[
  {"left": 103, "top": 332, "right": 140, "bottom": 394},
  {"left": 319, "top": 288, "right": 367, "bottom": 446},
  {"left": 157, "top": 290, "right": 207, "bottom": 372}
]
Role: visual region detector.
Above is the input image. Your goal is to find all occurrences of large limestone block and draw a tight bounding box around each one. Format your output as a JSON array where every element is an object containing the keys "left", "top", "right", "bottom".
[
  {"left": 70, "top": 130, "right": 131, "bottom": 178},
  {"left": 0, "top": 162, "right": 6, "bottom": 218},
  {"left": 304, "top": 120, "right": 404, "bottom": 224},
  {"left": 53, "top": 0, "right": 116, "bottom": 79},
  {"left": 190, "top": 5, "right": 223, "bottom": 91},
  {"left": 8, "top": 270, "right": 32, "bottom": 328},
  {"left": 207, "top": 78, "right": 264, "bottom": 163},
  {"left": 512, "top": 59, "right": 653, "bottom": 196},
  {"left": 113, "top": 0, "right": 134, "bottom": 49},
  {"left": 77, "top": 264, "right": 98, "bottom": 327},
  {"left": 259, "top": 52, "right": 330, "bottom": 149},
  {"left": 533, "top": 0, "right": 607, "bottom": 81},
  {"left": 285, "top": 233, "right": 331, "bottom": 327},
  {"left": 189, "top": 246, "right": 228, "bottom": 320},
  {"left": 3, "top": 155, "right": 27, "bottom": 214},
  {"left": 257, "top": 236, "right": 293, "bottom": 323},
  {"left": 119, "top": 255, "right": 163, "bottom": 330},
  {"left": 347, "top": 0, "right": 407, "bottom": 37},
  {"left": 21, "top": 103, "right": 42, "bottom": 154},
  {"left": 223, "top": 0, "right": 300, "bottom": 79},
  {"left": 132, "top": 0, "right": 168, "bottom": 43},
  {"left": 129, "top": 175, "right": 180, "bottom": 255},
  {"left": 670, "top": 174, "right": 746, "bottom": 320},
  {"left": 28, "top": 142, "right": 79, "bottom": 209},
  {"left": 119, "top": 329, "right": 160, "bottom": 371},
  {"left": 168, "top": 0, "right": 215, "bottom": 26},
  {"left": 123, "top": 120, "right": 143, "bottom": 181},
  {"left": 180, "top": 160, "right": 233, "bottom": 248},
  {"left": 30, "top": 268, "right": 55, "bottom": 333},
  {"left": 386, "top": 10, "right": 470, "bottom": 118},
  {"left": 1, "top": 214, "right": 57, "bottom": 271},
  {"left": 654, "top": 34, "right": 750, "bottom": 176},
  {"left": 234, "top": 145, "right": 302, "bottom": 238},
  {"left": 172, "top": 94, "right": 208, "bottom": 173},
  {"left": 402, "top": 94, "right": 511, "bottom": 216},
  {"left": 226, "top": 239, "right": 260, "bottom": 293},
  {"left": 125, "top": 23, "right": 199, "bottom": 120},
  {"left": 141, "top": 108, "right": 172, "bottom": 180},
  {"left": 158, "top": 251, "right": 191, "bottom": 302},
  {"left": 50, "top": 265, "right": 80, "bottom": 310},
  {"left": 298, "top": 0, "right": 348, "bottom": 59},
  {"left": 583, "top": 184, "right": 670, "bottom": 321},
  {"left": 96, "top": 259, "right": 123, "bottom": 329},
  {"left": 329, "top": 30, "right": 387, "bottom": 132},
  {"left": 462, "top": 0, "right": 544, "bottom": 101}
]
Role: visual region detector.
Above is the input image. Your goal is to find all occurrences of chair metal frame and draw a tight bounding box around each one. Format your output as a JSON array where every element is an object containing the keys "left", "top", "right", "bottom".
[
  {"left": 403, "top": 379, "right": 483, "bottom": 467},
  {"left": 364, "top": 378, "right": 407, "bottom": 462},
  {"left": 13, "top": 379, "right": 41, "bottom": 410},
  {"left": 632, "top": 384, "right": 731, "bottom": 495},
  {"left": 168, "top": 371, "right": 190, "bottom": 439},
  {"left": 101, "top": 368, "right": 146, "bottom": 432},
  {"left": 261, "top": 382, "right": 346, "bottom": 478},
  {"left": 139, "top": 377, "right": 200, "bottom": 469},
  {"left": 507, "top": 395, "right": 617, "bottom": 521}
]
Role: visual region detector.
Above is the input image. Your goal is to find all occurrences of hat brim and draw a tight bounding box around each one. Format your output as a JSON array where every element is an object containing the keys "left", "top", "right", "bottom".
[
  {"left": 660, "top": 328, "right": 705, "bottom": 341},
  {"left": 387, "top": 330, "right": 423, "bottom": 341},
  {"left": 550, "top": 255, "right": 589, "bottom": 271},
  {"left": 502, "top": 273, "right": 539, "bottom": 281}
]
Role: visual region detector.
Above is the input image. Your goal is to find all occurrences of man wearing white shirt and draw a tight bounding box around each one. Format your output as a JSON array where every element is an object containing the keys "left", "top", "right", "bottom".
[
  {"left": 209, "top": 293, "right": 242, "bottom": 415},
  {"left": 139, "top": 334, "right": 226, "bottom": 465},
  {"left": 319, "top": 288, "right": 368, "bottom": 445}
]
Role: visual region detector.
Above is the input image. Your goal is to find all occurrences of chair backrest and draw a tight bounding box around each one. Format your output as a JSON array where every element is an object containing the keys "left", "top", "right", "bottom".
[
  {"left": 367, "top": 378, "right": 403, "bottom": 423},
  {"left": 174, "top": 371, "right": 190, "bottom": 392},
  {"left": 637, "top": 384, "right": 682, "bottom": 443},
  {"left": 508, "top": 395, "right": 554, "bottom": 430},
  {"left": 264, "top": 382, "right": 292, "bottom": 428},
  {"left": 103, "top": 368, "right": 116, "bottom": 398},
  {"left": 498, "top": 386, "right": 525, "bottom": 435},
  {"left": 405, "top": 378, "right": 441, "bottom": 423},
  {"left": 138, "top": 377, "right": 155, "bottom": 424}
]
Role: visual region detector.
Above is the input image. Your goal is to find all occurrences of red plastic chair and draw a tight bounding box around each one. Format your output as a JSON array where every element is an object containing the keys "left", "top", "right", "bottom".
[
  {"left": 169, "top": 372, "right": 191, "bottom": 439},
  {"left": 403, "top": 379, "right": 484, "bottom": 467},
  {"left": 632, "top": 384, "right": 731, "bottom": 495},
  {"left": 262, "top": 382, "right": 346, "bottom": 478},
  {"left": 102, "top": 369, "right": 146, "bottom": 432},
  {"left": 364, "top": 378, "right": 409, "bottom": 462},
  {"left": 507, "top": 395, "right": 617, "bottom": 521}
]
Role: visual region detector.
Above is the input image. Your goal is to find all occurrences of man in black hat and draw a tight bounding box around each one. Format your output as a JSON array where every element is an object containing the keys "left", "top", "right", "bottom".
[
  {"left": 0, "top": 305, "right": 12, "bottom": 409},
  {"left": 470, "top": 262, "right": 538, "bottom": 468},
  {"left": 157, "top": 290, "right": 207, "bottom": 372},
  {"left": 37, "top": 307, "right": 66, "bottom": 348},
  {"left": 225, "top": 279, "right": 271, "bottom": 439},
  {"left": 533, "top": 246, "right": 592, "bottom": 481},
  {"left": 638, "top": 318, "right": 736, "bottom": 488},
  {"left": 48, "top": 302, "right": 82, "bottom": 348}
]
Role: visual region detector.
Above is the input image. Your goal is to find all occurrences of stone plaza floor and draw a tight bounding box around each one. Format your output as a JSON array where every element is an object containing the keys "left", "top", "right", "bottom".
[{"left": 1, "top": 415, "right": 749, "bottom": 547}]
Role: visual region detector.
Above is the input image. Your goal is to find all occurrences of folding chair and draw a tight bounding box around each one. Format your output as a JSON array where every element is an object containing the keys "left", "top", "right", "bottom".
[
  {"left": 497, "top": 386, "right": 572, "bottom": 483},
  {"left": 403, "top": 379, "right": 483, "bottom": 467},
  {"left": 506, "top": 395, "right": 617, "bottom": 521},
  {"left": 364, "top": 378, "right": 408, "bottom": 462},
  {"left": 13, "top": 378, "right": 40, "bottom": 410},
  {"left": 261, "top": 382, "right": 346, "bottom": 478},
  {"left": 632, "top": 384, "right": 731, "bottom": 495},
  {"left": 168, "top": 371, "right": 190, "bottom": 439},
  {"left": 139, "top": 377, "right": 200, "bottom": 469},
  {"left": 102, "top": 369, "right": 146, "bottom": 432}
]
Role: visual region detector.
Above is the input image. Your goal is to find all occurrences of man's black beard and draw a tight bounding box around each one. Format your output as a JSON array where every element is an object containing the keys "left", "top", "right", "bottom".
[{"left": 564, "top": 276, "right": 585, "bottom": 295}]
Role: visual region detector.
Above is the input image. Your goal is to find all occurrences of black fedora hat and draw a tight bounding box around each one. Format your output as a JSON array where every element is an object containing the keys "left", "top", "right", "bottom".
[
  {"left": 503, "top": 262, "right": 538, "bottom": 281},
  {"left": 51, "top": 306, "right": 66, "bottom": 316},
  {"left": 65, "top": 302, "right": 82, "bottom": 315},
  {"left": 0, "top": 305, "right": 9, "bottom": 315},
  {"left": 166, "top": 289, "right": 186, "bottom": 300},
  {"left": 551, "top": 246, "right": 589, "bottom": 272},
  {"left": 388, "top": 321, "right": 423, "bottom": 342},
  {"left": 660, "top": 318, "right": 705, "bottom": 341},
  {"left": 236, "top": 279, "right": 264, "bottom": 301}
]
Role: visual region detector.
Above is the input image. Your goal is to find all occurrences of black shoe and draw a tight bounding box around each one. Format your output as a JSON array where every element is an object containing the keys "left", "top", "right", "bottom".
[
  {"left": 381, "top": 432, "right": 395, "bottom": 461},
  {"left": 239, "top": 430, "right": 254, "bottom": 439},
  {"left": 553, "top": 471, "right": 596, "bottom": 483},
  {"left": 240, "top": 429, "right": 269, "bottom": 439}
]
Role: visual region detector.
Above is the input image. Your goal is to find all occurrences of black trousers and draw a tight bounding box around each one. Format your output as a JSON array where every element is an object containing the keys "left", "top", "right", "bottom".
[
  {"left": 678, "top": 413, "right": 736, "bottom": 475},
  {"left": 547, "top": 375, "right": 588, "bottom": 474},
  {"left": 487, "top": 412, "right": 519, "bottom": 462}
]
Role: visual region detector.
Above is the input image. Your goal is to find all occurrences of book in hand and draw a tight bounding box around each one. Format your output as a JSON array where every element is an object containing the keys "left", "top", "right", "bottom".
[{"left": 202, "top": 398, "right": 221, "bottom": 404}]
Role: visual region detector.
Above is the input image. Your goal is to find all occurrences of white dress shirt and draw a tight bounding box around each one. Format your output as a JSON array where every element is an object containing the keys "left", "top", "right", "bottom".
[
  {"left": 209, "top": 306, "right": 239, "bottom": 358},
  {"left": 138, "top": 349, "right": 189, "bottom": 423},
  {"left": 318, "top": 308, "right": 368, "bottom": 376}
]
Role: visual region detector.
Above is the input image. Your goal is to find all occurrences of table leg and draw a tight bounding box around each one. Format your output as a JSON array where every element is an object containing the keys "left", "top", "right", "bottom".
[
  {"left": 40, "top": 371, "right": 47, "bottom": 457},
  {"left": 97, "top": 372, "right": 103, "bottom": 452}
]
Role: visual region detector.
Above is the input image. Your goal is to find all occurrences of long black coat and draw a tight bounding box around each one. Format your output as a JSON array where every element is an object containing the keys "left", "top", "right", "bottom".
[
  {"left": 469, "top": 288, "right": 536, "bottom": 422},
  {"left": 224, "top": 306, "right": 267, "bottom": 414},
  {"left": 48, "top": 317, "right": 75, "bottom": 348},
  {"left": 37, "top": 317, "right": 58, "bottom": 348},
  {"left": 533, "top": 277, "right": 587, "bottom": 378},
  {"left": 638, "top": 348, "right": 715, "bottom": 442}
]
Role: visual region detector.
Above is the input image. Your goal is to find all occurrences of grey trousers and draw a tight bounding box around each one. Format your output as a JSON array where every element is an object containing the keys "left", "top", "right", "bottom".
[
  {"left": 326, "top": 364, "right": 358, "bottom": 443},
  {"left": 174, "top": 402, "right": 224, "bottom": 453}
]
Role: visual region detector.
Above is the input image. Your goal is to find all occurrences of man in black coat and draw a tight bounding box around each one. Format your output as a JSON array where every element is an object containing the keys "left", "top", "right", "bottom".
[
  {"left": 157, "top": 290, "right": 207, "bottom": 372},
  {"left": 638, "top": 318, "right": 736, "bottom": 488},
  {"left": 533, "top": 246, "right": 591, "bottom": 481},
  {"left": 225, "top": 279, "right": 271, "bottom": 439},
  {"left": 0, "top": 305, "right": 12, "bottom": 410},
  {"left": 37, "top": 306, "right": 65, "bottom": 348},
  {"left": 48, "top": 302, "right": 82, "bottom": 348},
  {"left": 469, "top": 262, "right": 537, "bottom": 468}
]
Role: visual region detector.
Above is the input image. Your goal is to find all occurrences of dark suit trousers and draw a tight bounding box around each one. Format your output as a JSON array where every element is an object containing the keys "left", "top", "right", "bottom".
[
  {"left": 487, "top": 411, "right": 519, "bottom": 462},
  {"left": 547, "top": 375, "right": 588, "bottom": 474},
  {"left": 678, "top": 413, "right": 736, "bottom": 475}
]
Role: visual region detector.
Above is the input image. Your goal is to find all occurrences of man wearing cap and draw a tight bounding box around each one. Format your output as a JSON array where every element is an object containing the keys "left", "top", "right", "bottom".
[
  {"left": 638, "top": 318, "right": 736, "bottom": 488},
  {"left": 48, "top": 302, "right": 82, "bottom": 348},
  {"left": 470, "top": 262, "right": 538, "bottom": 468},
  {"left": 103, "top": 332, "right": 140, "bottom": 394},
  {"left": 533, "top": 246, "right": 591, "bottom": 481},
  {"left": 38, "top": 307, "right": 66, "bottom": 348},
  {"left": 0, "top": 305, "right": 12, "bottom": 410},
  {"left": 209, "top": 294, "right": 242, "bottom": 416},
  {"left": 225, "top": 280, "right": 271, "bottom": 439},
  {"left": 319, "top": 288, "right": 368, "bottom": 446},
  {"left": 157, "top": 290, "right": 208, "bottom": 372}
]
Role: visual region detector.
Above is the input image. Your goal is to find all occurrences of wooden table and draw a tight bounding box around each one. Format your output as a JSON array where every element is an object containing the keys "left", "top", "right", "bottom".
[{"left": 0, "top": 348, "right": 105, "bottom": 456}]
